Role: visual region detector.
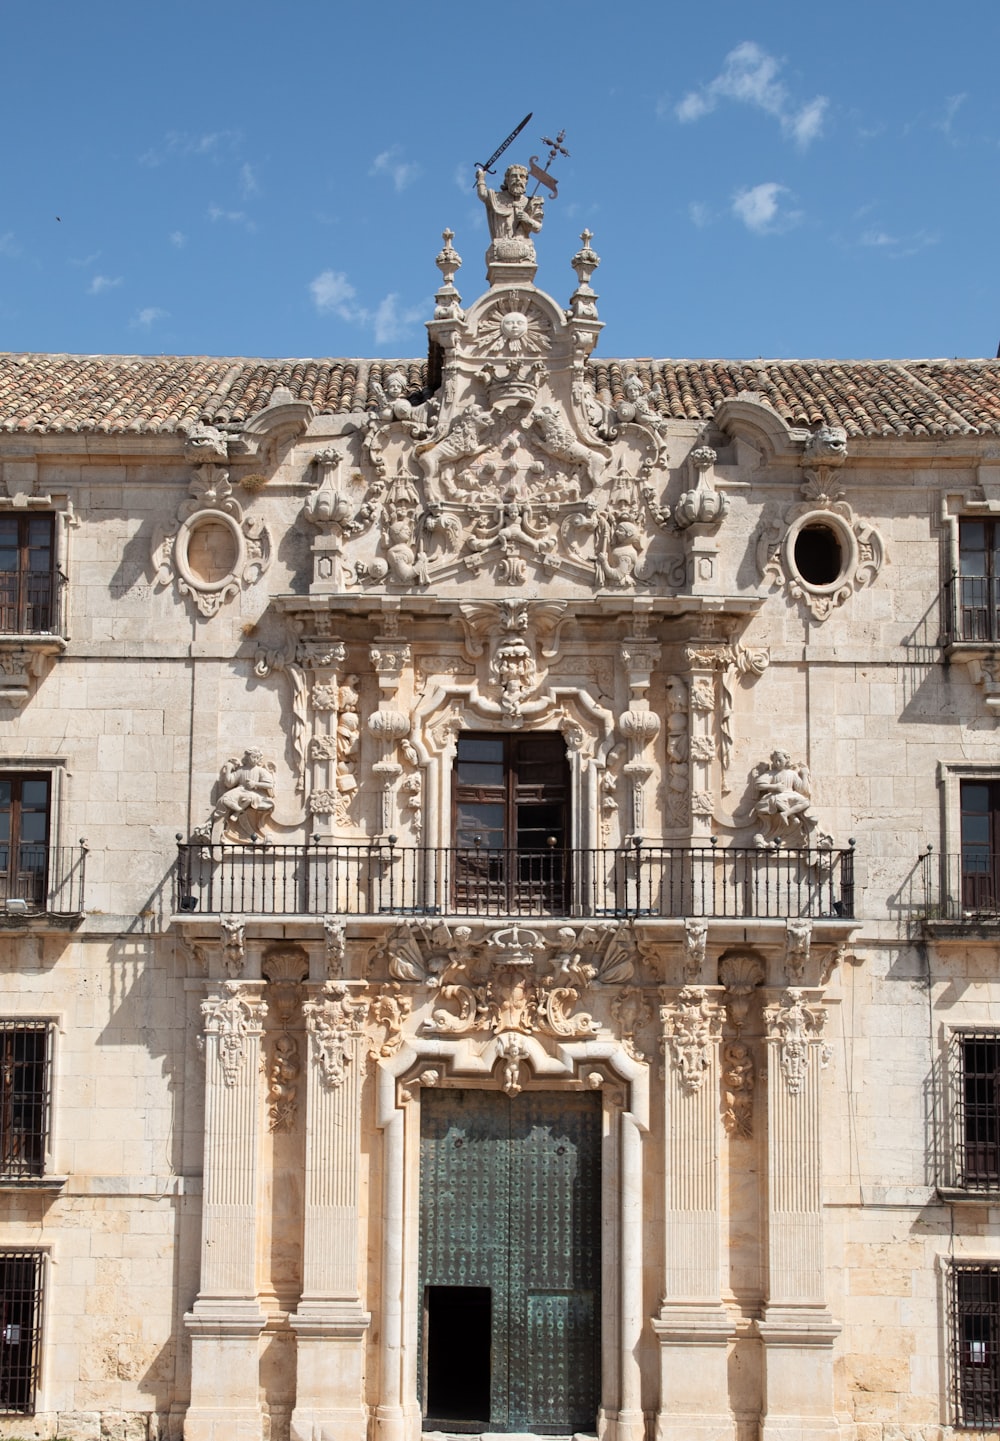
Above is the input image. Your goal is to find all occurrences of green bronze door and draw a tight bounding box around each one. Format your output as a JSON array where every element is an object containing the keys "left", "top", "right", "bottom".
[{"left": 419, "top": 1088, "right": 601, "bottom": 1434}]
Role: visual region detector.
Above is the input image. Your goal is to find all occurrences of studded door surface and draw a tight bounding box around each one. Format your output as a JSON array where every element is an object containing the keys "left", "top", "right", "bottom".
[{"left": 419, "top": 1088, "right": 602, "bottom": 1433}]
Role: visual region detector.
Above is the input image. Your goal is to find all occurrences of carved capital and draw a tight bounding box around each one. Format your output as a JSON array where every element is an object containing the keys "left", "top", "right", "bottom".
[
  {"left": 303, "top": 983, "right": 368, "bottom": 1089},
  {"left": 660, "top": 986, "right": 722, "bottom": 1092},
  {"left": 764, "top": 988, "right": 829, "bottom": 1095},
  {"left": 201, "top": 984, "right": 267, "bottom": 1087}
]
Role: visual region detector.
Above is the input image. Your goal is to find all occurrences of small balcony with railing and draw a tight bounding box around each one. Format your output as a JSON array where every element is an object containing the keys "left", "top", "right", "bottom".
[
  {"left": 917, "top": 846, "right": 1000, "bottom": 931},
  {"left": 0, "top": 842, "right": 88, "bottom": 925},
  {"left": 173, "top": 836, "right": 856, "bottom": 924}
]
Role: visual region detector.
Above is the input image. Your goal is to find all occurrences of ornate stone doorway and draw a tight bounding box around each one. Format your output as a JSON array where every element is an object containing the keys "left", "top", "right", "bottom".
[{"left": 418, "top": 1088, "right": 601, "bottom": 1434}]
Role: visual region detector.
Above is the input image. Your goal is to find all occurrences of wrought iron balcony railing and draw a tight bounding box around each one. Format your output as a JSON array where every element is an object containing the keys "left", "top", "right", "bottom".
[
  {"left": 0, "top": 844, "right": 87, "bottom": 920},
  {"left": 919, "top": 849, "right": 1000, "bottom": 922},
  {"left": 944, "top": 571, "right": 1000, "bottom": 645},
  {"left": 0, "top": 570, "right": 58, "bottom": 636},
  {"left": 175, "top": 840, "right": 855, "bottom": 921}
]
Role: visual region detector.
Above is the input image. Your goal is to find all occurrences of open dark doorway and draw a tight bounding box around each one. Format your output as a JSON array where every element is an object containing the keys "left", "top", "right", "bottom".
[{"left": 424, "top": 1285, "right": 492, "bottom": 1427}]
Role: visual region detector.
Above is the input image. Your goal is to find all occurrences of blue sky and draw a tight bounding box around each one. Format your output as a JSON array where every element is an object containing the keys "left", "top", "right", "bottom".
[{"left": 3, "top": 0, "right": 999, "bottom": 362}]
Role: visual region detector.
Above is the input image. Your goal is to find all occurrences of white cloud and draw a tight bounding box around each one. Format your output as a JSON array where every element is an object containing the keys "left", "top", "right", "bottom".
[
  {"left": 676, "top": 41, "right": 828, "bottom": 149},
  {"left": 861, "top": 227, "right": 939, "bottom": 258},
  {"left": 0, "top": 232, "right": 21, "bottom": 259},
  {"left": 371, "top": 146, "right": 421, "bottom": 192},
  {"left": 169, "top": 230, "right": 186, "bottom": 248},
  {"left": 133, "top": 306, "right": 168, "bottom": 329},
  {"left": 934, "top": 92, "right": 966, "bottom": 138},
  {"left": 373, "top": 293, "right": 427, "bottom": 346},
  {"left": 688, "top": 201, "right": 712, "bottom": 228},
  {"left": 88, "top": 274, "right": 123, "bottom": 295},
  {"left": 308, "top": 271, "right": 427, "bottom": 344},
  {"left": 309, "top": 270, "right": 363, "bottom": 322},
  {"left": 208, "top": 205, "right": 256, "bottom": 231},
  {"left": 140, "top": 129, "right": 242, "bottom": 166},
  {"left": 732, "top": 182, "right": 799, "bottom": 234},
  {"left": 240, "top": 163, "right": 259, "bottom": 197}
]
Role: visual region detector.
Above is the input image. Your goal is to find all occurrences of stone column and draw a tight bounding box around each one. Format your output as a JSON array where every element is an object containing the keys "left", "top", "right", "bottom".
[
  {"left": 620, "top": 631, "right": 661, "bottom": 840},
  {"left": 653, "top": 987, "right": 732, "bottom": 1441},
  {"left": 184, "top": 982, "right": 268, "bottom": 1441},
  {"left": 755, "top": 989, "right": 839, "bottom": 1441},
  {"left": 682, "top": 645, "right": 721, "bottom": 842},
  {"left": 301, "top": 640, "right": 348, "bottom": 841},
  {"left": 290, "top": 983, "right": 371, "bottom": 1441},
  {"left": 368, "top": 637, "right": 412, "bottom": 838}
]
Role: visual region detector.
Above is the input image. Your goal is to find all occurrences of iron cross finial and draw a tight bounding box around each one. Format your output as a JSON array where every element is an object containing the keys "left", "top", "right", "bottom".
[{"left": 528, "top": 127, "right": 570, "bottom": 201}]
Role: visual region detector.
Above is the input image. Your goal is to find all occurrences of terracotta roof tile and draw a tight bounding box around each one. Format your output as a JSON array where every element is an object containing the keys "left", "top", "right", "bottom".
[{"left": 1, "top": 352, "right": 999, "bottom": 440}]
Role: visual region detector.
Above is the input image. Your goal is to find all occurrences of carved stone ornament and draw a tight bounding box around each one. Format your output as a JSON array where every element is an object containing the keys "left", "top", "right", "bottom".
[
  {"left": 660, "top": 986, "right": 722, "bottom": 1092},
  {"left": 324, "top": 917, "right": 346, "bottom": 980},
  {"left": 302, "top": 983, "right": 368, "bottom": 1090},
  {"left": 368, "top": 983, "right": 413, "bottom": 1058},
  {"left": 495, "top": 1032, "right": 530, "bottom": 1096},
  {"left": 611, "top": 986, "right": 653, "bottom": 1062},
  {"left": 268, "top": 1031, "right": 301, "bottom": 1132},
  {"left": 722, "top": 1040, "right": 755, "bottom": 1138},
  {"left": 675, "top": 444, "right": 729, "bottom": 530},
  {"left": 151, "top": 466, "right": 271, "bottom": 617},
  {"left": 193, "top": 748, "right": 276, "bottom": 845},
  {"left": 683, "top": 918, "right": 708, "bottom": 982},
  {"left": 718, "top": 951, "right": 765, "bottom": 1035},
  {"left": 201, "top": 984, "right": 267, "bottom": 1087},
  {"left": 220, "top": 917, "right": 246, "bottom": 978},
  {"left": 371, "top": 916, "right": 642, "bottom": 1038},
  {"left": 784, "top": 919, "right": 812, "bottom": 982},
  {"left": 765, "top": 988, "right": 830, "bottom": 1096},
  {"left": 750, "top": 750, "right": 830, "bottom": 849},
  {"left": 756, "top": 456, "right": 885, "bottom": 621}
]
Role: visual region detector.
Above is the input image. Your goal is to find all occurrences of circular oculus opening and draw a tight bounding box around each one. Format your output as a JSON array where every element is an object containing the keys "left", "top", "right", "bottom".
[{"left": 793, "top": 523, "right": 844, "bottom": 587}]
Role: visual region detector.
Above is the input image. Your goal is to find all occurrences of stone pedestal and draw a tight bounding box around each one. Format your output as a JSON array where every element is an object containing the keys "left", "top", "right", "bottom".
[
  {"left": 757, "top": 992, "right": 840, "bottom": 1441},
  {"left": 289, "top": 985, "right": 370, "bottom": 1441},
  {"left": 184, "top": 984, "right": 268, "bottom": 1441}
]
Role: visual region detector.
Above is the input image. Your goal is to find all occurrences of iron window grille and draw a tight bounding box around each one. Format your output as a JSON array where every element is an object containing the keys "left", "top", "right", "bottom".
[
  {"left": 0, "top": 1251, "right": 43, "bottom": 1413},
  {"left": 0, "top": 1024, "right": 52, "bottom": 1180},
  {"left": 952, "top": 1262, "right": 1000, "bottom": 1428},
  {"left": 948, "top": 1031, "right": 1000, "bottom": 1191}
]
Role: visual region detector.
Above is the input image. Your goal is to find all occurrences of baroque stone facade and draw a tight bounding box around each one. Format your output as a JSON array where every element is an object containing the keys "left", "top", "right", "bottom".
[{"left": 0, "top": 182, "right": 999, "bottom": 1441}]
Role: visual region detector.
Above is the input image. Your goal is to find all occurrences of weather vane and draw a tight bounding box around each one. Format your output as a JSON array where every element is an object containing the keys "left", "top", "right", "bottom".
[{"left": 529, "top": 129, "right": 570, "bottom": 200}]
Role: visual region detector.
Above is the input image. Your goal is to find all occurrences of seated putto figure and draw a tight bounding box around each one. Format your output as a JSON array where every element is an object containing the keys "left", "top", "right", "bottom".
[{"left": 197, "top": 747, "right": 276, "bottom": 843}]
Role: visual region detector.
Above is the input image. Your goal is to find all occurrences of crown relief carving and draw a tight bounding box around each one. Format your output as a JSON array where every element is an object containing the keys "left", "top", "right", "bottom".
[
  {"left": 371, "top": 916, "right": 645, "bottom": 1043},
  {"left": 151, "top": 466, "right": 272, "bottom": 617}
]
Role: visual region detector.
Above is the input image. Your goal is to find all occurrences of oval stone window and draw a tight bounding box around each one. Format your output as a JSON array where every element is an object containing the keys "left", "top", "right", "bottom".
[
  {"left": 186, "top": 519, "right": 239, "bottom": 585},
  {"left": 793, "top": 523, "right": 843, "bottom": 587}
]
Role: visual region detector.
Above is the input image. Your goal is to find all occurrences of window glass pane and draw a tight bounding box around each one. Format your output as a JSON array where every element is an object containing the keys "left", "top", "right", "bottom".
[
  {"left": 457, "top": 760, "right": 505, "bottom": 786},
  {"left": 457, "top": 738, "right": 504, "bottom": 763},
  {"left": 20, "top": 782, "right": 49, "bottom": 809}
]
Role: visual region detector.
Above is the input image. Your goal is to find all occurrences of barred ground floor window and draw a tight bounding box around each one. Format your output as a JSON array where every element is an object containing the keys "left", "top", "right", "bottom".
[
  {"left": 0, "top": 1251, "right": 43, "bottom": 1414},
  {"left": 952, "top": 1262, "right": 1000, "bottom": 1428}
]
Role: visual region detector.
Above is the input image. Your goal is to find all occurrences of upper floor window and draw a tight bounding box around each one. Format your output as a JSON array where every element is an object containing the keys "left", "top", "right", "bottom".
[
  {"left": 0, "top": 1023, "right": 52, "bottom": 1181},
  {"left": 950, "top": 1031, "right": 1000, "bottom": 1190},
  {"left": 960, "top": 779, "right": 1000, "bottom": 915},
  {"left": 952, "top": 1262, "right": 1000, "bottom": 1428},
  {"left": 0, "top": 516, "right": 55, "bottom": 636},
  {"left": 452, "top": 733, "right": 569, "bottom": 914},
  {"left": 0, "top": 1251, "right": 44, "bottom": 1413},
  {"left": 0, "top": 777, "right": 49, "bottom": 912},
  {"left": 957, "top": 519, "right": 1000, "bottom": 643}
]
